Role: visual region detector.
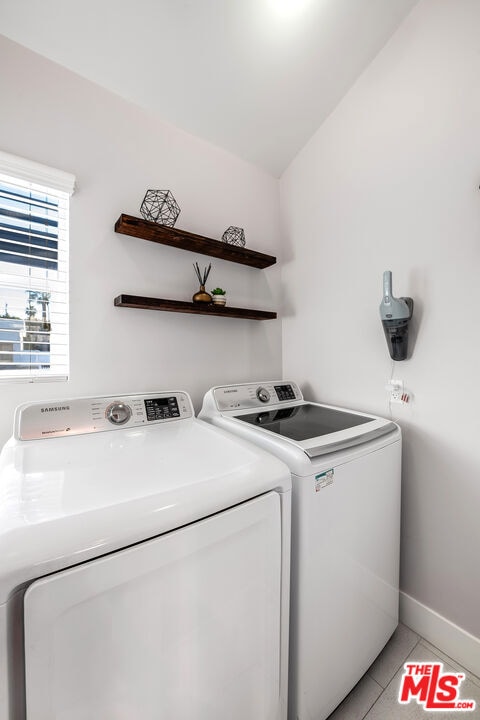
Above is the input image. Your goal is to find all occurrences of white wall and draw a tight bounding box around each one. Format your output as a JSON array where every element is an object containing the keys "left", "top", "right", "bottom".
[
  {"left": 281, "top": 0, "right": 480, "bottom": 642},
  {"left": 0, "top": 35, "right": 282, "bottom": 447}
]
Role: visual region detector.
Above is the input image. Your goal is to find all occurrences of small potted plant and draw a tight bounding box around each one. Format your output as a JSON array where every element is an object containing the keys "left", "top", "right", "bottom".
[{"left": 211, "top": 287, "right": 227, "bottom": 306}]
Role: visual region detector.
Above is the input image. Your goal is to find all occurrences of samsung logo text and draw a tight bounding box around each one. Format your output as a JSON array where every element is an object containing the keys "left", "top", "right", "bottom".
[{"left": 40, "top": 406, "right": 70, "bottom": 413}]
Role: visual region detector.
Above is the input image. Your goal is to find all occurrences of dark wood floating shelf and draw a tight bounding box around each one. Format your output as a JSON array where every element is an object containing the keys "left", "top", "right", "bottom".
[
  {"left": 114, "top": 295, "right": 277, "bottom": 321},
  {"left": 115, "top": 214, "right": 276, "bottom": 269}
]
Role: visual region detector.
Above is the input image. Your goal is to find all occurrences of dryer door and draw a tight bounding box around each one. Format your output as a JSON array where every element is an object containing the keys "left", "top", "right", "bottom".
[{"left": 24, "top": 492, "right": 283, "bottom": 720}]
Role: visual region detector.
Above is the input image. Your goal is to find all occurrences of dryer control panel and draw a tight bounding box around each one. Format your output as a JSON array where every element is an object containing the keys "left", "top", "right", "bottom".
[
  {"left": 213, "top": 381, "right": 302, "bottom": 412},
  {"left": 15, "top": 391, "right": 194, "bottom": 440}
]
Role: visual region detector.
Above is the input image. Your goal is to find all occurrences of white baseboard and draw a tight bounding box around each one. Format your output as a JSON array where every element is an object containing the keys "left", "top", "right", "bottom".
[{"left": 400, "top": 591, "right": 480, "bottom": 678}]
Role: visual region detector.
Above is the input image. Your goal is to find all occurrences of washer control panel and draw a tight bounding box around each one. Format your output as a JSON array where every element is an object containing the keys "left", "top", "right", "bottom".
[
  {"left": 213, "top": 381, "right": 302, "bottom": 412},
  {"left": 15, "top": 391, "right": 193, "bottom": 440}
]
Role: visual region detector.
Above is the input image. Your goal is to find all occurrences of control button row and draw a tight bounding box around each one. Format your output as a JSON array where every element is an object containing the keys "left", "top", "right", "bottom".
[{"left": 275, "top": 385, "right": 295, "bottom": 401}]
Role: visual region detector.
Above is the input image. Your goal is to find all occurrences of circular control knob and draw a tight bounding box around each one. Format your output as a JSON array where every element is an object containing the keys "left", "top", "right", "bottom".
[
  {"left": 105, "top": 402, "right": 132, "bottom": 425},
  {"left": 256, "top": 387, "right": 271, "bottom": 404}
]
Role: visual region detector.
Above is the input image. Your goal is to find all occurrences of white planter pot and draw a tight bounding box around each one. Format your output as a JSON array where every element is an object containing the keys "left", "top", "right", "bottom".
[{"left": 212, "top": 295, "right": 226, "bottom": 306}]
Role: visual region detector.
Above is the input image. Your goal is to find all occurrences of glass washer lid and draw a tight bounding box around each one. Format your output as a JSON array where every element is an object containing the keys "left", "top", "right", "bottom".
[{"left": 234, "top": 403, "right": 372, "bottom": 442}]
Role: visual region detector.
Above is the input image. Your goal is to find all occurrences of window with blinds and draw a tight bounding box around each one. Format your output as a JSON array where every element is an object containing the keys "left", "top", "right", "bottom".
[{"left": 0, "top": 152, "right": 74, "bottom": 382}]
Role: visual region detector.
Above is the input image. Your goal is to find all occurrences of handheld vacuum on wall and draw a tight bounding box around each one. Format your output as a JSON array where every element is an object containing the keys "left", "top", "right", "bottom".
[{"left": 379, "top": 271, "right": 413, "bottom": 361}]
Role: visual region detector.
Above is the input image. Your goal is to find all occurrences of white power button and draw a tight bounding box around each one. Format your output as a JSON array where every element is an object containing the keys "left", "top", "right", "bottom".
[{"left": 105, "top": 402, "right": 132, "bottom": 425}]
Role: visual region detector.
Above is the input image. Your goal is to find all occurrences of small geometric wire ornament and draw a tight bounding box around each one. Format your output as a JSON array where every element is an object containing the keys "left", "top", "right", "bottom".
[
  {"left": 140, "top": 189, "right": 180, "bottom": 227},
  {"left": 222, "top": 226, "right": 246, "bottom": 247}
]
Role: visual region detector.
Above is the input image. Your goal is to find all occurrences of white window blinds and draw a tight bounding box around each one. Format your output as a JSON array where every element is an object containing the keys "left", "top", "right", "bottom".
[{"left": 0, "top": 151, "right": 75, "bottom": 382}]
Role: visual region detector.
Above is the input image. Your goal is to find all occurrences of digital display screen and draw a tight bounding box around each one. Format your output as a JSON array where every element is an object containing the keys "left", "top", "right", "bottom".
[
  {"left": 274, "top": 384, "right": 295, "bottom": 401},
  {"left": 144, "top": 397, "right": 179, "bottom": 421}
]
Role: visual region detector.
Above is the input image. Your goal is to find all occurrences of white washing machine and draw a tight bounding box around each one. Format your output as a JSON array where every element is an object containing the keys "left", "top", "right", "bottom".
[
  {"left": 0, "top": 390, "right": 291, "bottom": 720},
  {"left": 200, "top": 381, "right": 401, "bottom": 720}
]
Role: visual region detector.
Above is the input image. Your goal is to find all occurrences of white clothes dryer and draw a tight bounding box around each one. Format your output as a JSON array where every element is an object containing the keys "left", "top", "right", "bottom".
[
  {"left": 200, "top": 381, "right": 401, "bottom": 720},
  {"left": 0, "top": 390, "right": 291, "bottom": 720}
]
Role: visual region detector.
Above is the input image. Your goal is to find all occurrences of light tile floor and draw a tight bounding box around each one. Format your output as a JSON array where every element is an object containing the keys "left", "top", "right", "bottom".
[{"left": 327, "top": 623, "right": 480, "bottom": 719}]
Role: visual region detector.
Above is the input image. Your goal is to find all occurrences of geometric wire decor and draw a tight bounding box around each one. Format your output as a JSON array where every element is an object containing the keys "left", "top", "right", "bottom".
[
  {"left": 222, "top": 226, "right": 246, "bottom": 247},
  {"left": 140, "top": 189, "right": 180, "bottom": 227}
]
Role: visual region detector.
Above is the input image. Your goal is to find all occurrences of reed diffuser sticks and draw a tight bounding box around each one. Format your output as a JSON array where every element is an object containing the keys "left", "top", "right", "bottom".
[
  {"left": 192, "top": 262, "right": 213, "bottom": 303},
  {"left": 193, "top": 262, "right": 211, "bottom": 286}
]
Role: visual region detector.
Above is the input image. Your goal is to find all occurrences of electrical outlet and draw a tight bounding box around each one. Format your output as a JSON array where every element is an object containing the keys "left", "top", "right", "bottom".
[
  {"left": 391, "top": 380, "right": 402, "bottom": 402},
  {"left": 386, "top": 379, "right": 409, "bottom": 404},
  {"left": 387, "top": 379, "right": 411, "bottom": 404}
]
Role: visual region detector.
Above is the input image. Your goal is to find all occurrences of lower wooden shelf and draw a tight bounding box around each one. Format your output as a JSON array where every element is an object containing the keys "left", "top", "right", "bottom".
[{"left": 114, "top": 295, "right": 277, "bottom": 321}]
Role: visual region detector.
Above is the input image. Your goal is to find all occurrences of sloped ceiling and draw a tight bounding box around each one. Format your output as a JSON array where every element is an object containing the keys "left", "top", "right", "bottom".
[{"left": 0, "top": 0, "right": 418, "bottom": 176}]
